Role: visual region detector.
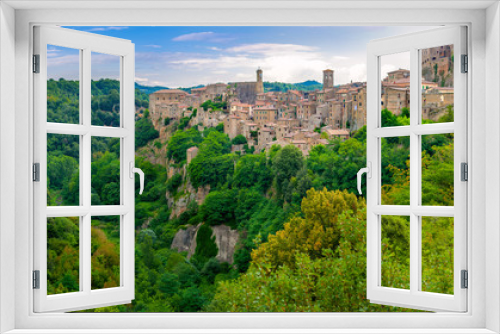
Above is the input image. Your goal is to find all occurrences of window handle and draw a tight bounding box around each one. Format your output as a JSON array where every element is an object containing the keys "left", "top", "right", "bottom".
[
  {"left": 129, "top": 161, "right": 145, "bottom": 195},
  {"left": 357, "top": 162, "right": 372, "bottom": 195}
]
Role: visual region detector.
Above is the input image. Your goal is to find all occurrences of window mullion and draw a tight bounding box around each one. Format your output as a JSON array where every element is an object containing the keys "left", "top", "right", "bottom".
[
  {"left": 409, "top": 46, "right": 420, "bottom": 295},
  {"left": 82, "top": 48, "right": 92, "bottom": 294}
]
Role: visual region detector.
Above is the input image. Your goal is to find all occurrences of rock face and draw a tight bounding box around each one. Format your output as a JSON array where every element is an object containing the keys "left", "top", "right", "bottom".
[
  {"left": 170, "top": 224, "right": 201, "bottom": 258},
  {"left": 168, "top": 183, "right": 210, "bottom": 219},
  {"left": 211, "top": 225, "right": 239, "bottom": 264},
  {"left": 170, "top": 224, "right": 239, "bottom": 264}
]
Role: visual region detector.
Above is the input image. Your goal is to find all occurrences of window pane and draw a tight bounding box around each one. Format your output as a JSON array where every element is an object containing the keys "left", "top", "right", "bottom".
[
  {"left": 380, "top": 52, "right": 410, "bottom": 127},
  {"left": 91, "top": 137, "right": 121, "bottom": 206},
  {"left": 47, "top": 216, "right": 80, "bottom": 295},
  {"left": 47, "top": 133, "right": 80, "bottom": 206},
  {"left": 421, "top": 216, "right": 454, "bottom": 294},
  {"left": 421, "top": 134, "right": 454, "bottom": 206},
  {"left": 381, "top": 136, "right": 410, "bottom": 205},
  {"left": 421, "top": 45, "right": 454, "bottom": 123},
  {"left": 47, "top": 45, "right": 80, "bottom": 124},
  {"left": 91, "top": 52, "right": 121, "bottom": 127},
  {"left": 381, "top": 215, "right": 410, "bottom": 290},
  {"left": 91, "top": 216, "right": 120, "bottom": 290}
]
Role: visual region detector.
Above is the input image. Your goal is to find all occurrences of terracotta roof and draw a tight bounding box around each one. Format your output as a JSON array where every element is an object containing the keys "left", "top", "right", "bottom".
[
  {"left": 326, "top": 129, "right": 350, "bottom": 136},
  {"left": 154, "top": 89, "right": 188, "bottom": 94}
]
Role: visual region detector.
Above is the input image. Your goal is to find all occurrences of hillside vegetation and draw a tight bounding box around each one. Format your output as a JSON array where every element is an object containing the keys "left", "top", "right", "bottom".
[{"left": 47, "top": 79, "right": 454, "bottom": 312}]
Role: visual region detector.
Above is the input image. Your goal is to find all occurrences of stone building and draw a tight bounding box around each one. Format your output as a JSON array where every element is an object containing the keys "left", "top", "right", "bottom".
[
  {"left": 224, "top": 115, "right": 242, "bottom": 139},
  {"left": 186, "top": 146, "right": 199, "bottom": 164},
  {"left": 149, "top": 89, "right": 189, "bottom": 121},
  {"left": 258, "top": 128, "right": 275, "bottom": 149},
  {"left": 253, "top": 106, "right": 278, "bottom": 126},
  {"left": 228, "top": 69, "right": 264, "bottom": 104}
]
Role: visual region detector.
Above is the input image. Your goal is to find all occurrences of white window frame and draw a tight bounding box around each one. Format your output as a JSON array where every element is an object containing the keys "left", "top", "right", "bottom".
[
  {"left": 365, "top": 26, "right": 467, "bottom": 312},
  {"left": 1, "top": 2, "right": 498, "bottom": 333},
  {"left": 33, "top": 26, "right": 136, "bottom": 313}
]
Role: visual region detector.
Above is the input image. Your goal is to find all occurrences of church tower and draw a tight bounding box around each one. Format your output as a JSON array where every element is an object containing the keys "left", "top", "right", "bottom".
[
  {"left": 323, "top": 69, "right": 334, "bottom": 89},
  {"left": 256, "top": 68, "right": 264, "bottom": 94}
]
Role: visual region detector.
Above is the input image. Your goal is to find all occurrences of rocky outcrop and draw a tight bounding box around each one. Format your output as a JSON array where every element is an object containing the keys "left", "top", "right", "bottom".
[
  {"left": 168, "top": 183, "right": 210, "bottom": 219},
  {"left": 170, "top": 224, "right": 201, "bottom": 258},
  {"left": 171, "top": 224, "right": 239, "bottom": 264},
  {"left": 211, "top": 225, "right": 239, "bottom": 264}
]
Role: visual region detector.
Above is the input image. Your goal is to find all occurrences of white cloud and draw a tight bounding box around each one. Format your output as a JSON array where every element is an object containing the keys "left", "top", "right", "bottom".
[
  {"left": 144, "top": 44, "right": 162, "bottom": 49},
  {"left": 172, "top": 32, "right": 233, "bottom": 43},
  {"left": 333, "top": 64, "right": 367, "bottom": 84},
  {"left": 169, "top": 42, "right": 329, "bottom": 84},
  {"left": 47, "top": 55, "right": 79, "bottom": 66},
  {"left": 87, "top": 27, "right": 128, "bottom": 32},
  {"left": 135, "top": 77, "right": 149, "bottom": 83},
  {"left": 226, "top": 43, "right": 316, "bottom": 55}
]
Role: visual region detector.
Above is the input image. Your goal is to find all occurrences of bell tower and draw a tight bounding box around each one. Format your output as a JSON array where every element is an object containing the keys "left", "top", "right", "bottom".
[
  {"left": 256, "top": 68, "right": 264, "bottom": 94},
  {"left": 323, "top": 69, "right": 334, "bottom": 89}
]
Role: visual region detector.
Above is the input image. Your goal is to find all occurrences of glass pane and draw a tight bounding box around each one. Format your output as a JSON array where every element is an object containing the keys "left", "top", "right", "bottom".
[
  {"left": 91, "top": 136, "right": 121, "bottom": 206},
  {"left": 381, "top": 136, "right": 410, "bottom": 205},
  {"left": 421, "top": 134, "right": 454, "bottom": 206},
  {"left": 380, "top": 51, "right": 410, "bottom": 127},
  {"left": 91, "top": 216, "right": 120, "bottom": 290},
  {"left": 381, "top": 215, "right": 410, "bottom": 290},
  {"left": 47, "top": 45, "right": 80, "bottom": 124},
  {"left": 421, "top": 216, "right": 454, "bottom": 294},
  {"left": 47, "top": 133, "right": 80, "bottom": 206},
  {"left": 47, "top": 216, "right": 80, "bottom": 295},
  {"left": 91, "top": 52, "right": 121, "bottom": 127},
  {"left": 421, "top": 45, "right": 454, "bottom": 123}
]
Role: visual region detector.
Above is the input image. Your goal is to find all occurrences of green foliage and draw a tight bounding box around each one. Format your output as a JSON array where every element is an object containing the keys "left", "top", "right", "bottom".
[
  {"left": 48, "top": 78, "right": 455, "bottom": 313},
  {"left": 233, "top": 153, "right": 272, "bottom": 192},
  {"left": 263, "top": 80, "right": 322, "bottom": 92},
  {"left": 232, "top": 134, "right": 247, "bottom": 145},
  {"left": 166, "top": 173, "right": 183, "bottom": 194},
  {"left": 200, "top": 100, "right": 227, "bottom": 112},
  {"left": 271, "top": 145, "right": 304, "bottom": 196},
  {"left": 47, "top": 217, "right": 80, "bottom": 295},
  {"left": 215, "top": 122, "right": 225, "bottom": 132},
  {"left": 135, "top": 114, "right": 159, "bottom": 149},
  {"left": 167, "top": 128, "right": 203, "bottom": 164},
  {"left": 193, "top": 224, "right": 218, "bottom": 264},
  {"left": 178, "top": 117, "right": 191, "bottom": 130},
  {"left": 188, "top": 131, "right": 234, "bottom": 188},
  {"left": 199, "top": 189, "right": 238, "bottom": 227}
]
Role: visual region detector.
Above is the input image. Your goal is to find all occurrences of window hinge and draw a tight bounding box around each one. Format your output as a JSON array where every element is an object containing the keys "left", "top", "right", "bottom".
[
  {"left": 33, "top": 54, "right": 40, "bottom": 73},
  {"left": 33, "top": 163, "right": 40, "bottom": 182},
  {"left": 461, "top": 162, "right": 468, "bottom": 182},
  {"left": 461, "top": 270, "right": 468, "bottom": 289},
  {"left": 33, "top": 270, "right": 40, "bottom": 289},
  {"left": 461, "top": 54, "right": 468, "bottom": 73}
]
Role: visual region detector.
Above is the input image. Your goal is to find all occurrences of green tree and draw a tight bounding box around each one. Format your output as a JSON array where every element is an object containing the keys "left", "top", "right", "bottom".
[
  {"left": 232, "top": 134, "right": 247, "bottom": 145},
  {"left": 271, "top": 145, "right": 304, "bottom": 196},
  {"left": 167, "top": 128, "right": 202, "bottom": 163}
]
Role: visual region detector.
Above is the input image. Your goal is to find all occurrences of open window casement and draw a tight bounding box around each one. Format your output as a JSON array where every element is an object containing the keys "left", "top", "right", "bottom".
[
  {"left": 361, "top": 26, "right": 467, "bottom": 312},
  {"left": 33, "top": 26, "right": 139, "bottom": 312}
]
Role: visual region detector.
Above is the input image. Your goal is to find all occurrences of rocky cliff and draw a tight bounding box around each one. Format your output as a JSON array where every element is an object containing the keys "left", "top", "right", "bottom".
[{"left": 171, "top": 224, "right": 239, "bottom": 264}]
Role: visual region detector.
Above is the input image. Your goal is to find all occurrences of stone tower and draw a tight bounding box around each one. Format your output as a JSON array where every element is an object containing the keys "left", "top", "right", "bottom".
[
  {"left": 256, "top": 68, "right": 264, "bottom": 94},
  {"left": 323, "top": 69, "right": 334, "bottom": 89}
]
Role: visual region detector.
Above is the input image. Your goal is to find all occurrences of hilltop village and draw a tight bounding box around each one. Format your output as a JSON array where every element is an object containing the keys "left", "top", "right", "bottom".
[{"left": 148, "top": 46, "right": 454, "bottom": 156}]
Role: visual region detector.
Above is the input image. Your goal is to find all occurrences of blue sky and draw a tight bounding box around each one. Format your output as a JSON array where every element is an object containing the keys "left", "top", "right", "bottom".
[{"left": 50, "top": 26, "right": 435, "bottom": 88}]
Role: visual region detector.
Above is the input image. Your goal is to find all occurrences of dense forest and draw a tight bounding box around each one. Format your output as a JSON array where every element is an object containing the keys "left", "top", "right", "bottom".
[{"left": 46, "top": 78, "right": 454, "bottom": 312}]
